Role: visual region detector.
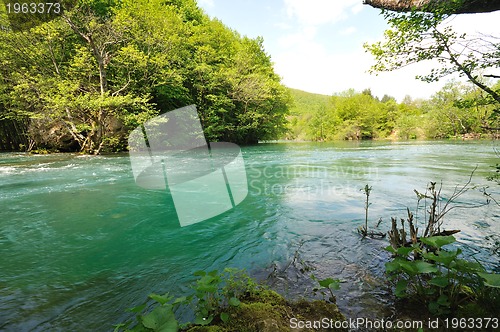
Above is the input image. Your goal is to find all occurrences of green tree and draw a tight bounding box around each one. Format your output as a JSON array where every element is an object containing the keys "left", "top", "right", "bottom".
[
  {"left": 0, "top": 0, "right": 290, "bottom": 152},
  {"left": 364, "top": 5, "right": 500, "bottom": 114}
]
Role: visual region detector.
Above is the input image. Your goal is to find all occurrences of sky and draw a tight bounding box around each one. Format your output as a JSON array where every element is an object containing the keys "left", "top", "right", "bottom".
[{"left": 197, "top": 0, "right": 500, "bottom": 101}]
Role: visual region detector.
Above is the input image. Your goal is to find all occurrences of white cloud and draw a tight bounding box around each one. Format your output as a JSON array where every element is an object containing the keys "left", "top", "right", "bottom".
[
  {"left": 272, "top": 3, "right": 499, "bottom": 101},
  {"left": 283, "top": 0, "right": 360, "bottom": 26},
  {"left": 339, "top": 26, "right": 357, "bottom": 36},
  {"left": 198, "top": 0, "right": 214, "bottom": 9},
  {"left": 445, "top": 11, "right": 500, "bottom": 36},
  {"left": 272, "top": 38, "right": 446, "bottom": 101}
]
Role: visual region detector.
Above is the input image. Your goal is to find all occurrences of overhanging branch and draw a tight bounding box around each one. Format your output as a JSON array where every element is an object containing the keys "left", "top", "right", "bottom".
[{"left": 363, "top": 0, "right": 500, "bottom": 14}]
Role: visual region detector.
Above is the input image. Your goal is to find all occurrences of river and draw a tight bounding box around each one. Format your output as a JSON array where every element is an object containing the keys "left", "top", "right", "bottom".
[{"left": 0, "top": 140, "right": 499, "bottom": 330}]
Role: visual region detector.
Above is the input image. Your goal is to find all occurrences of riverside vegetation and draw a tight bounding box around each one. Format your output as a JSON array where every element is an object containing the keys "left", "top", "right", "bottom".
[
  {"left": 0, "top": 0, "right": 290, "bottom": 153},
  {"left": 114, "top": 268, "right": 346, "bottom": 332},
  {"left": 358, "top": 174, "right": 500, "bottom": 320},
  {"left": 1, "top": 1, "right": 500, "bottom": 154}
]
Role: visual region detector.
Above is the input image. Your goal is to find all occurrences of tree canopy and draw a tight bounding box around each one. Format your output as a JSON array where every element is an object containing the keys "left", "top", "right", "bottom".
[
  {"left": 364, "top": 0, "right": 500, "bottom": 135},
  {"left": 287, "top": 84, "right": 498, "bottom": 142}
]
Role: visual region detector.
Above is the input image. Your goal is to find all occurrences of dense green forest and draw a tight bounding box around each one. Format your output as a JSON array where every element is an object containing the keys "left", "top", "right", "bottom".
[
  {"left": 1, "top": 0, "right": 499, "bottom": 154},
  {"left": 0, "top": 0, "right": 290, "bottom": 153},
  {"left": 286, "top": 82, "right": 500, "bottom": 141}
]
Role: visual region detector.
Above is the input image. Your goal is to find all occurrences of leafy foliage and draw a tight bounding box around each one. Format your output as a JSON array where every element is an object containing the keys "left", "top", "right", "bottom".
[
  {"left": 380, "top": 176, "right": 499, "bottom": 316},
  {"left": 114, "top": 268, "right": 259, "bottom": 331},
  {"left": 364, "top": 4, "right": 500, "bottom": 135},
  {"left": 0, "top": 0, "right": 289, "bottom": 153},
  {"left": 289, "top": 82, "right": 499, "bottom": 142},
  {"left": 310, "top": 274, "right": 341, "bottom": 303},
  {"left": 384, "top": 235, "right": 500, "bottom": 316}
]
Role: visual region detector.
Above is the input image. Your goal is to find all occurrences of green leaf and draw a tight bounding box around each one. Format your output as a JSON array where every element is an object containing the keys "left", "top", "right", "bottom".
[
  {"left": 318, "top": 277, "right": 339, "bottom": 288},
  {"left": 398, "top": 260, "right": 438, "bottom": 276},
  {"left": 396, "top": 246, "right": 413, "bottom": 257},
  {"left": 194, "top": 314, "right": 213, "bottom": 325},
  {"left": 478, "top": 272, "right": 500, "bottom": 288},
  {"left": 193, "top": 270, "right": 206, "bottom": 277},
  {"left": 385, "top": 261, "right": 401, "bottom": 273},
  {"left": 328, "top": 280, "right": 341, "bottom": 291},
  {"left": 149, "top": 293, "right": 173, "bottom": 305},
  {"left": 395, "top": 279, "right": 408, "bottom": 297},
  {"left": 437, "top": 294, "right": 450, "bottom": 306},
  {"left": 142, "top": 305, "right": 178, "bottom": 332},
  {"left": 430, "top": 276, "right": 449, "bottom": 288},
  {"left": 228, "top": 297, "right": 241, "bottom": 307},
  {"left": 127, "top": 304, "right": 147, "bottom": 313},
  {"left": 173, "top": 296, "right": 187, "bottom": 305},
  {"left": 413, "top": 260, "right": 439, "bottom": 274},
  {"left": 453, "top": 258, "right": 484, "bottom": 273},
  {"left": 318, "top": 278, "right": 333, "bottom": 288},
  {"left": 423, "top": 249, "right": 458, "bottom": 266},
  {"left": 420, "top": 235, "right": 456, "bottom": 248},
  {"left": 384, "top": 245, "right": 396, "bottom": 254},
  {"left": 220, "top": 312, "right": 229, "bottom": 323}
]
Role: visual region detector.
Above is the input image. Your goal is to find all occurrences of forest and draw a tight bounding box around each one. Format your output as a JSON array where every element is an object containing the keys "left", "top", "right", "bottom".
[
  {"left": 287, "top": 82, "right": 500, "bottom": 142},
  {"left": 0, "top": 0, "right": 290, "bottom": 154},
  {"left": 1, "top": 0, "right": 499, "bottom": 155}
]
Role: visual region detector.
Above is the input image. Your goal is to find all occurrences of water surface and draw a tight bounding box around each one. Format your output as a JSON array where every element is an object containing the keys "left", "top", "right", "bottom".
[{"left": 0, "top": 140, "right": 499, "bottom": 330}]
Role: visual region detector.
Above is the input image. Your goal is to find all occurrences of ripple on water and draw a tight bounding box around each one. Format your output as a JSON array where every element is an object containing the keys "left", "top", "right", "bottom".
[{"left": 0, "top": 142, "right": 499, "bottom": 330}]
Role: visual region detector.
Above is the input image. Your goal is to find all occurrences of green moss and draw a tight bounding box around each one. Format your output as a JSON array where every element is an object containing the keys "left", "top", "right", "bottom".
[{"left": 184, "top": 289, "right": 346, "bottom": 332}]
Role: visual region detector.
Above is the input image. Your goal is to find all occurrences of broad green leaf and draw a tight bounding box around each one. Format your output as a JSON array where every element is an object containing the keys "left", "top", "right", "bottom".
[
  {"left": 142, "top": 305, "right": 177, "bottom": 332},
  {"left": 193, "top": 270, "right": 206, "bottom": 277},
  {"left": 420, "top": 235, "right": 456, "bottom": 248},
  {"left": 437, "top": 294, "right": 450, "bottom": 306},
  {"left": 173, "top": 296, "right": 187, "bottom": 305},
  {"left": 318, "top": 278, "right": 336, "bottom": 288},
  {"left": 396, "top": 246, "right": 413, "bottom": 257},
  {"left": 127, "top": 303, "right": 146, "bottom": 313},
  {"left": 328, "top": 280, "right": 341, "bottom": 291},
  {"left": 196, "top": 284, "right": 217, "bottom": 293},
  {"left": 220, "top": 312, "right": 229, "bottom": 323},
  {"left": 429, "top": 276, "right": 449, "bottom": 288},
  {"left": 194, "top": 314, "right": 213, "bottom": 325},
  {"left": 453, "top": 258, "right": 484, "bottom": 273},
  {"left": 413, "top": 261, "right": 439, "bottom": 274},
  {"left": 478, "top": 272, "right": 500, "bottom": 288},
  {"left": 384, "top": 245, "right": 396, "bottom": 254},
  {"left": 385, "top": 261, "right": 401, "bottom": 273},
  {"left": 395, "top": 279, "right": 408, "bottom": 297},
  {"left": 428, "top": 301, "right": 440, "bottom": 315},
  {"left": 228, "top": 297, "right": 240, "bottom": 307},
  {"left": 399, "top": 260, "right": 438, "bottom": 275},
  {"left": 149, "top": 293, "right": 173, "bottom": 305},
  {"left": 422, "top": 250, "right": 458, "bottom": 266}
]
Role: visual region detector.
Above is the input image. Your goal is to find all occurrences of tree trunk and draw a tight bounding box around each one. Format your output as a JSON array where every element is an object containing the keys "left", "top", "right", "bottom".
[{"left": 363, "top": 0, "right": 500, "bottom": 14}]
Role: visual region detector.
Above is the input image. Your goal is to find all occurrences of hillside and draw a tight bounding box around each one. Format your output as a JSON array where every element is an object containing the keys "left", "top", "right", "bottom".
[{"left": 286, "top": 88, "right": 331, "bottom": 140}]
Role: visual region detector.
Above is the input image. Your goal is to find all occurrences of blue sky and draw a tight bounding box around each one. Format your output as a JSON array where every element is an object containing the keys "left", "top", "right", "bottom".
[{"left": 198, "top": 0, "right": 500, "bottom": 101}]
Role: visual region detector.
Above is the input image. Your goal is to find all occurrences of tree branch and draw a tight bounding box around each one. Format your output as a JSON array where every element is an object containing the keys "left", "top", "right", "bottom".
[{"left": 363, "top": 0, "right": 500, "bottom": 14}]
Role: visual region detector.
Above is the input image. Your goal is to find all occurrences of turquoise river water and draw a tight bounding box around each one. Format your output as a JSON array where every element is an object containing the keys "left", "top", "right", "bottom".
[{"left": 0, "top": 140, "right": 499, "bottom": 330}]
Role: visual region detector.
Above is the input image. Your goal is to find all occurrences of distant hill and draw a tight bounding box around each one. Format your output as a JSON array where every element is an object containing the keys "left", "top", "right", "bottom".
[
  {"left": 286, "top": 88, "right": 331, "bottom": 140},
  {"left": 288, "top": 88, "right": 331, "bottom": 116}
]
